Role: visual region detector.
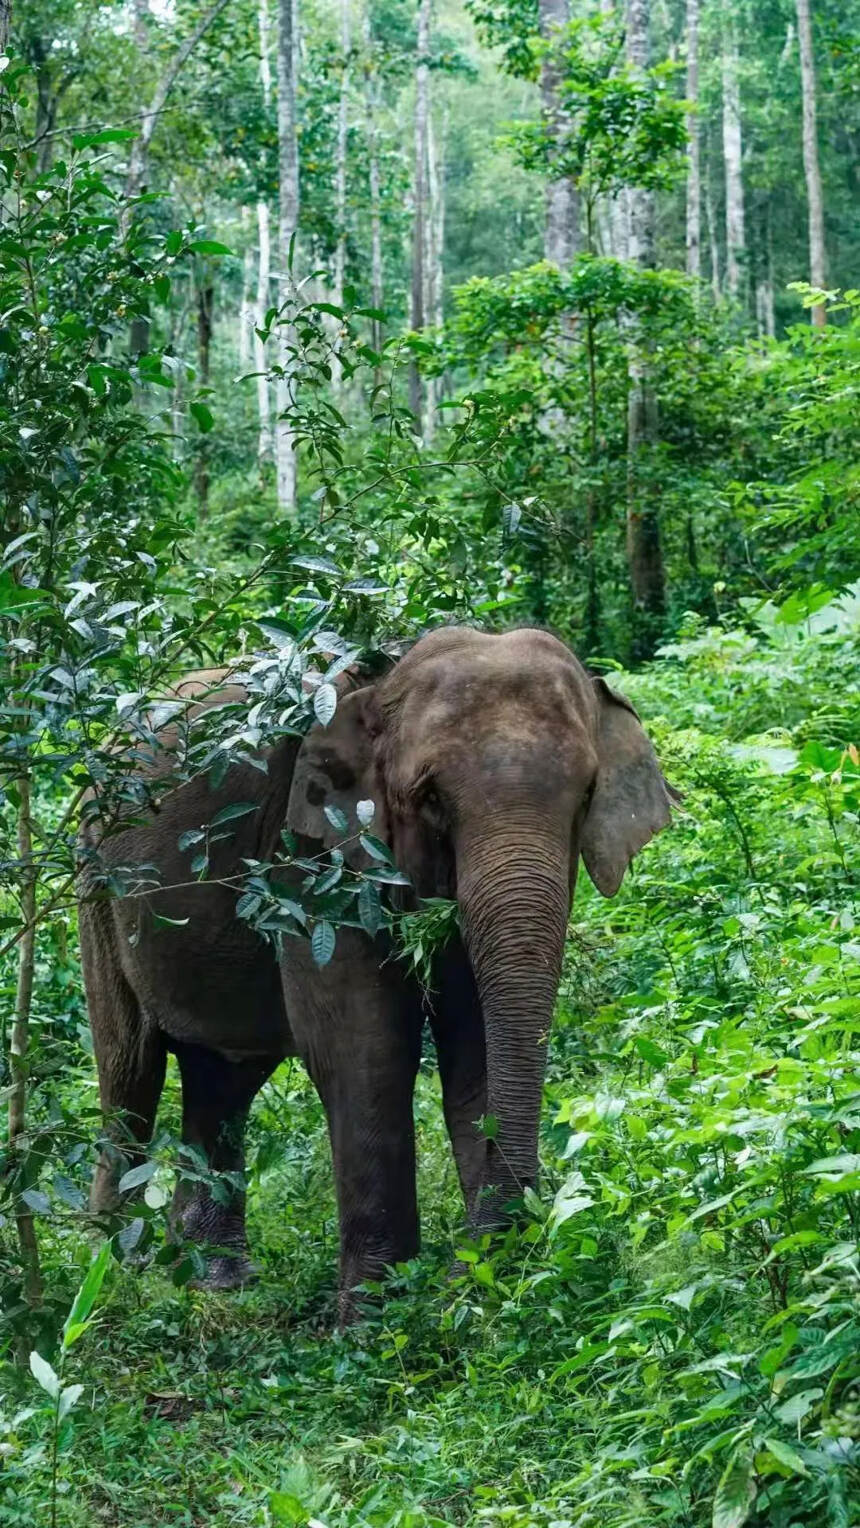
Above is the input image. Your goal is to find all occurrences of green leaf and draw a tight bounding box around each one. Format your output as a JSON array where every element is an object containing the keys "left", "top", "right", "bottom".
[
  {"left": 117, "top": 1160, "right": 157, "bottom": 1195},
  {"left": 313, "top": 683, "right": 338, "bottom": 726},
  {"left": 30, "top": 1351, "right": 60, "bottom": 1399},
  {"left": 189, "top": 239, "right": 232, "bottom": 256},
  {"left": 62, "top": 1240, "right": 112, "bottom": 1349},
  {"left": 311, "top": 920, "right": 336, "bottom": 967},
  {"left": 712, "top": 1450, "right": 756, "bottom": 1528},
  {"left": 359, "top": 833, "right": 392, "bottom": 864},
  {"left": 324, "top": 805, "right": 349, "bottom": 833},
  {"left": 189, "top": 400, "right": 214, "bottom": 433},
  {"left": 210, "top": 801, "right": 258, "bottom": 827},
  {"left": 58, "top": 1384, "right": 84, "bottom": 1422},
  {"left": 762, "top": 1436, "right": 809, "bottom": 1477},
  {"left": 358, "top": 880, "right": 382, "bottom": 937}
]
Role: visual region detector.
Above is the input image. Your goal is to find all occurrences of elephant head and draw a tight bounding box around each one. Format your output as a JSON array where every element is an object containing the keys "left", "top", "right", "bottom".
[{"left": 288, "top": 626, "right": 676, "bottom": 1225}]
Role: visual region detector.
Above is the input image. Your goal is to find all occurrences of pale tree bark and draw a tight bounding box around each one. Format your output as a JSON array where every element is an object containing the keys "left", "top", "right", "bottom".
[
  {"left": 238, "top": 208, "right": 253, "bottom": 370},
  {"left": 363, "top": 2, "right": 384, "bottom": 357},
  {"left": 0, "top": 0, "right": 11, "bottom": 52},
  {"left": 539, "top": 0, "right": 579, "bottom": 264},
  {"left": 333, "top": 0, "right": 350, "bottom": 313},
  {"left": 598, "top": 0, "right": 626, "bottom": 259},
  {"left": 256, "top": 0, "right": 273, "bottom": 462},
  {"left": 796, "top": 0, "right": 826, "bottom": 325},
  {"left": 625, "top": 0, "right": 664, "bottom": 663},
  {"left": 721, "top": 16, "right": 746, "bottom": 304},
  {"left": 421, "top": 99, "right": 446, "bottom": 439},
  {"left": 754, "top": 194, "right": 775, "bottom": 338},
  {"left": 276, "top": 0, "right": 299, "bottom": 510},
  {"left": 409, "top": 0, "right": 431, "bottom": 425},
  {"left": 705, "top": 152, "right": 721, "bottom": 298},
  {"left": 685, "top": 0, "right": 700, "bottom": 281},
  {"left": 329, "top": 0, "right": 351, "bottom": 391}
]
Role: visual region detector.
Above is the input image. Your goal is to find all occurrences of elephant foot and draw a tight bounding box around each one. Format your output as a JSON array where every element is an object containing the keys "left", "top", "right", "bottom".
[{"left": 191, "top": 1253, "right": 259, "bottom": 1292}]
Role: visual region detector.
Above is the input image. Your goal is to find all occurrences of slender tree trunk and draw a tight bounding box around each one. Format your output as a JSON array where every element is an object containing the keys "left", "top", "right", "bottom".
[
  {"left": 422, "top": 99, "right": 446, "bottom": 439},
  {"left": 364, "top": 4, "right": 384, "bottom": 359},
  {"left": 754, "top": 194, "right": 775, "bottom": 339},
  {"left": 238, "top": 209, "right": 253, "bottom": 369},
  {"left": 721, "top": 17, "right": 746, "bottom": 305},
  {"left": 195, "top": 279, "right": 214, "bottom": 517},
  {"left": 0, "top": 0, "right": 11, "bottom": 52},
  {"left": 334, "top": 0, "right": 350, "bottom": 313},
  {"left": 9, "top": 775, "right": 43, "bottom": 1308},
  {"left": 276, "top": 0, "right": 300, "bottom": 510},
  {"left": 255, "top": 201, "right": 273, "bottom": 462},
  {"left": 625, "top": 0, "right": 664, "bottom": 663},
  {"left": 705, "top": 153, "right": 721, "bottom": 298},
  {"left": 539, "top": 0, "right": 579, "bottom": 264},
  {"left": 685, "top": 0, "right": 700, "bottom": 282},
  {"left": 409, "top": 0, "right": 430, "bottom": 425},
  {"left": 255, "top": 0, "right": 273, "bottom": 464},
  {"left": 796, "top": 0, "right": 826, "bottom": 325}
]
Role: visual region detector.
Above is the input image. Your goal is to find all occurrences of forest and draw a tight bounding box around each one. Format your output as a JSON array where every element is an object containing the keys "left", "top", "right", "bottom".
[{"left": 1, "top": 0, "right": 860, "bottom": 1523}]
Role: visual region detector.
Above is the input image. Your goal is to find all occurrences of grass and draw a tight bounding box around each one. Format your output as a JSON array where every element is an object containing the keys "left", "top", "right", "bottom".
[{"left": 3, "top": 609, "right": 860, "bottom": 1527}]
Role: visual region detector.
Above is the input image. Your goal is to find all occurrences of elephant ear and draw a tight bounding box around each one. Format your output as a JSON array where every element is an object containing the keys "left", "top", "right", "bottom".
[
  {"left": 580, "top": 678, "right": 678, "bottom": 898},
  {"left": 287, "top": 686, "right": 386, "bottom": 866}
]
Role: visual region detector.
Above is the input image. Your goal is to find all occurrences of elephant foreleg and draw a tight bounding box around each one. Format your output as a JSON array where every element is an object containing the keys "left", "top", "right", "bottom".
[
  {"left": 171, "top": 1042, "right": 277, "bottom": 1290},
  {"left": 283, "top": 930, "right": 423, "bottom": 1324}
]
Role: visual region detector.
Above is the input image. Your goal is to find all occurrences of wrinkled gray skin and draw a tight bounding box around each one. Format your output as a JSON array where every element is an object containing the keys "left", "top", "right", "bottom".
[{"left": 79, "top": 626, "right": 676, "bottom": 1318}]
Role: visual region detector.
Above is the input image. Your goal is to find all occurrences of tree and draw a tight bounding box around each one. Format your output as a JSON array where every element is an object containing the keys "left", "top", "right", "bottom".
[
  {"left": 539, "top": 0, "right": 580, "bottom": 264},
  {"left": 276, "top": 0, "right": 299, "bottom": 510},
  {"left": 256, "top": 0, "right": 273, "bottom": 462},
  {"left": 410, "top": 0, "right": 431, "bottom": 425},
  {"left": 796, "top": 0, "right": 826, "bottom": 326},
  {"left": 685, "top": 0, "right": 700, "bottom": 282},
  {"left": 721, "top": 13, "right": 746, "bottom": 305},
  {"left": 333, "top": 0, "right": 351, "bottom": 317},
  {"left": 363, "top": 1, "right": 384, "bottom": 358},
  {"left": 625, "top": 0, "right": 664, "bottom": 662}
]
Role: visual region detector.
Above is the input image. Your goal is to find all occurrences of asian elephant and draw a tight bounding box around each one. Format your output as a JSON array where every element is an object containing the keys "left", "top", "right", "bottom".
[{"left": 78, "top": 625, "right": 676, "bottom": 1317}]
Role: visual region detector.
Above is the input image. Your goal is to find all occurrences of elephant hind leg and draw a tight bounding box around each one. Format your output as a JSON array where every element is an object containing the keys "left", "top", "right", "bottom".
[
  {"left": 171, "top": 1042, "right": 277, "bottom": 1290},
  {"left": 80, "top": 897, "right": 167, "bottom": 1215}
]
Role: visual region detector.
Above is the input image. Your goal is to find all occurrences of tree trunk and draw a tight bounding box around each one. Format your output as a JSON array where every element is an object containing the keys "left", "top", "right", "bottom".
[
  {"left": 625, "top": 0, "right": 664, "bottom": 663},
  {"left": 195, "top": 279, "right": 214, "bottom": 517},
  {"left": 9, "top": 775, "right": 43, "bottom": 1308},
  {"left": 539, "top": 0, "right": 579, "bottom": 264},
  {"left": 409, "top": 0, "right": 430, "bottom": 425},
  {"left": 364, "top": 3, "right": 384, "bottom": 359},
  {"left": 685, "top": 0, "right": 701, "bottom": 282},
  {"left": 796, "top": 0, "right": 826, "bottom": 326},
  {"left": 334, "top": 0, "right": 350, "bottom": 314},
  {"left": 422, "top": 99, "right": 446, "bottom": 440},
  {"left": 705, "top": 153, "right": 721, "bottom": 298},
  {"left": 721, "top": 17, "right": 746, "bottom": 305},
  {"left": 256, "top": 0, "right": 273, "bottom": 464},
  {"left": 275, "top": 0, "right": 300, "bottom": 511},
  {"left": 0, "top": 0, "right": 11, "bottom": 52},
  {"left": 755, "top": 194, "right": 775, "bottom": 339},
  {"left": 238, "top": 209, "right": 253, "bottom": 370}
]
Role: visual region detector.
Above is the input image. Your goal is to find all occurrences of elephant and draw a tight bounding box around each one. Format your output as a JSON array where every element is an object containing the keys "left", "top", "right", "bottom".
[{"left": 78, "top": 624, "right": 676, "bottom": 1316}]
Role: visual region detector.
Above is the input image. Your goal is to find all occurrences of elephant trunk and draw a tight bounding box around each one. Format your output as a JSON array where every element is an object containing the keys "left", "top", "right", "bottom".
[{"left": 456, "top": 815, "right": 570, "bottom": 1227}]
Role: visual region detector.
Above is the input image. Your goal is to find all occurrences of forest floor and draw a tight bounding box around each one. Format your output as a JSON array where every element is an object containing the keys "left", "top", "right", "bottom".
[{"left": 3, "top": 598, "right": 860, "bottom": 1528}]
